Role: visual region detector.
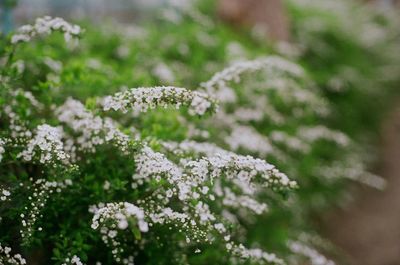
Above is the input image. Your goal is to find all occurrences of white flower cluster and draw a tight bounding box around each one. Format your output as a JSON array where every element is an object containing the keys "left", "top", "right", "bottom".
[
  {"left": 18, "top": 124, "right": 69, "bottom": 165},
  {"left": 251, "top": 96, "right": 286, "bottom": 124},
  {"left": 270, "top": 131, "right": 311, "bottom": 153},
  {"left": 161, "top": 139, "right": 295, "bottom": 194},
  {"left": 0, "top": 244, "right": 26, "bottom": 265},
  {"left": 198, "top": 57, "right": 331, "bottom": 164},
  {"left": 133, "top": 146, "right": 187, "bottom": 198},
  {"left": 2, "top": 92, "right": 34, "bottom": 140},
  {"left": 43, "top": 57, "right": 63, "bottom": 73},
  {"left": 62, "top": 255, "right": 85, "bottom": 265},
  {"left": 91, "top": 202, "right": 148, "bottom": 231},
  {"left": 20, "top": 178, "right": 73, "bottom": 241},
  {"left": 194, "top": 56, "right": 353, "bottom": 194},
  {"left": 10, "top": 90, "right": 44, "bottom": 110},
  {"left": 121, "top": 142, "right": 295, "bottom": 262},
  {"left": 222, "top": 100, "right": 285, "bottom": 128},
  {"left": 233, "top": 107, "right": 264, "bottom": 122},
  {"left": 315, "top": 156, "right": 386, "bottom": 190},
  {"left": 185, "top": 153, "right": 296, "bottom": 190},
  {"left": 134, "top": 146, "right": 183, "bottom": 182},
  {"left": 160, "top": 141, "right": 276, "bottom": 215},
  {"left": 151, "top": 203, "right": 215, "bottom": 245},
  {"left": 90, "top": 202, "right": 147, "bottom": 264},
  {"left": 186, "top": 122, "right": 210, "bottom": 139},
  {"left": 225, "top": 125, "right": 273, "bottom": 156},
  {"left": 288, "top": 240, "right": 335, "bottom": 265},
  {"left": 135, "top": 144, "right": 295, "bottom": 204},
  {"left": 297, "top": 126, "right": 350, "bottom": 147},
  {"left": 222, "top": 187, "right": 268, "bottom": 214},
  {"left": 200, "top": 56, "right": 304, "bottom": 98},
  {"left": 0, "top": 138, "right": 6, "bottom": 162},
  {"left": 230, "top": 244, "right": 285, "bottom": 265},
  {"left": 0, "top": 90, "right": 45, "bottom": 149},
  {"left": 207, "top": 110, "right": 282, "bottom": 157},
  {"left": 211, "top": 86, "right": 237, "bottom": 104},
  {"left": 11, "top": 16, "right": 81, "bottom": 44},
  {"left": 161, "top": 140, "right": 229, "bottom": 158},
  {"left": 270, "top": 126, "right": 350, "bottom": 155},
  {"left": 148, "top": 207, "right": 189, "bottom": 226},
  {"left": 56, "top": 98, "right": 132, "bottom": 154},
  {"left": 102, "top": 86, "right": 217, "bottom": 116},
  {"left": 0, "top": 188, "right": 11, "bottom": 201},
  {"left": 253, "top": 78, "right": 330, "bottom": 117},
  {"left": 152, "top": 63, "right": 175, "bottom": 83},
  {"left": 194, "top": 56, "right": 332, "bottom": 164}
]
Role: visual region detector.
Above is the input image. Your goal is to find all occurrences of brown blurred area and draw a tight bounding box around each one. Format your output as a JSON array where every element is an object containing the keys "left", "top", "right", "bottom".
[
  {"left": 217, "top": 0, "right": 400, "bottom": 43},
  {"left": 322, "top": 108, "right": 400, "bottom": 265},
  {"left": 217, "top": 0, "right": 290, "bottom": 42}
]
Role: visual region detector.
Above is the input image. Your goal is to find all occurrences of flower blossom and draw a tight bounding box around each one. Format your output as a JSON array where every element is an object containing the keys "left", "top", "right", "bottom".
[
  {"left": 0, "top": 244, "right": 27, "bottom": 265},
  {"left": 102, "top": 86, "right": 217, "bottom": 116},
  {"left": 17, "top": 124, "right": 69, "bottom": 165},
  {"left": 11, "top": 16, "right": 81, "bottom": 44}
]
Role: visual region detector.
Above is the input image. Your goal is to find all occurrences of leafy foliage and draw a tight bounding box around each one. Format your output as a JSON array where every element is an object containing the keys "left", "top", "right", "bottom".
[{"left": 0, "top": 1, "right": 399, "bottom": 264}]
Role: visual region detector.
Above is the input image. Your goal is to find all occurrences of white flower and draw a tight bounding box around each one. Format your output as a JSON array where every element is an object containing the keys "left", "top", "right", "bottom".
[
  {"left": 160, "top": 140, "right": 230, "bottom": 157},
  {"left": 229, "top": 243, "right": 285, "bottom": 265},
  {"left": 288, "top": 240, "right": 335, "bottom": 265},
  {"left": 152, "top": 63, "right": 175, "bottom": 83},
  {"left": 0, "top": 138, "right": 6, "bottom": 162},
  {"left": 0, "top": 188, "right": 11, "bottom": 202},
  {"left": 225, "top": 125, "right": 272, "bottom": 156},
  {"left": 71, "top": 255, "right": 83, "bottom": 265},
  {"left": 43, "top": 57, "right": 63, "bottom": 73},
  {"left": 184, "top": 152, "right": 296, "bottom": 190},
  {"left": 315, "top": 155, "right": 386, "bottom": 190},
  {"left": 103, "top": 181, "right": 111, "bottom": 191},
  {"left": 297, "top": 125, "right": 350, "bottom": 147},
  {"left": 200, "top": 56, "right": 304, "bottom": 98},
  {"left": 0, "top": 244, "right": 27, "bottom": 265},
  {"left": 91, "top": 202, "right": 148, "bottom": 232},
  {"left": 20, "top": 178, "right": 72, "bottom": 240},
  {"left": 11, "top": 16, "right": 81, "bottom": 44},
  {"left": 17, "top": 124, "right": 69, "bottom": 165},
  {"left": 118, "top": 220, "right": 128, "bottom": 230},
  {"left": 56, "top": 98, "right": 132, "bottom": 155},
  {"left": 102, "top": 86, "right": 217, "bottom": 116},
  {"left": 90, "top": 202, "right": 148, "bottom": 261}
]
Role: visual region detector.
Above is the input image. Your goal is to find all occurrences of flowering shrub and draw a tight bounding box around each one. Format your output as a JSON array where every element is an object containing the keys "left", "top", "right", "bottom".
[
  {"left": 102, "top": 86, "right": 217, "bottom": 116},
  {"left": 10, "top": 16, "right": 81, "bottom": 44},
  {"left": 0, "top": 1, "right": 399, "bottom": 264}
]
